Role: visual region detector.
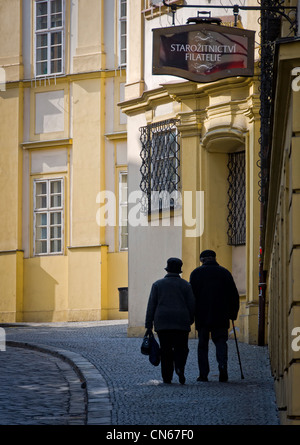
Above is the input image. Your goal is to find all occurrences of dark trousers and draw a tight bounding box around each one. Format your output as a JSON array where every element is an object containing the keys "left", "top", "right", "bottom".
[
  {"left": 157, "top": 330, "right": 189, "bottom": 383},
  {"left": 197, "top": 327, "right": 228, "bottom": 377}
]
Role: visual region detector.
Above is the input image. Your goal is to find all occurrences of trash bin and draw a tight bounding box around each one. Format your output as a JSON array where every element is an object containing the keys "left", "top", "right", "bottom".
[{"left": 118, "top": 287, "right": 128, "bottom": 312}]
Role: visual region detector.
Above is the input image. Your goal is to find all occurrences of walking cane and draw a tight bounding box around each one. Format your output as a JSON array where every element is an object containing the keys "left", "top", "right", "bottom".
[{"left": 232, "top": 320, "right": 244, "bottom": 379}]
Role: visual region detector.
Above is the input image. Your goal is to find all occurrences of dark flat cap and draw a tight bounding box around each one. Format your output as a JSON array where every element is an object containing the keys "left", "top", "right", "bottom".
[
  {"left": 165, "top": 257, "right": 183, "bottom": 274},
  {"left": 200, "top": 250, "right": 216, "bottom": 260}
]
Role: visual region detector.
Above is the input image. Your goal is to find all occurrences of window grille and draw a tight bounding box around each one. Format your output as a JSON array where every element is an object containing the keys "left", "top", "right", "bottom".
[
  {"left": 227, "top": 151, "right": 246, "bottom": 246},
  {"left": 139, "top": 119, "right": 180, "bottom": 214}
]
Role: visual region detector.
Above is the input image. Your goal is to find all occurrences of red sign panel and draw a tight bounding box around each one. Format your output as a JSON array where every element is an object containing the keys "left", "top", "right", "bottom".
[{"left": 152, "top": 23, "right": 255, "bottom": 83}]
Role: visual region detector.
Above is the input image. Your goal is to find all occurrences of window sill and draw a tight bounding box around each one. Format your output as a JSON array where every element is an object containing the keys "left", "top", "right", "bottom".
[
  {"left": 33, "top": 252, "right": 64, "bottom": 257},
  {"left": 22, "top": 138, "right": 73, "bottom": 150},
  {"left": 147, "top": 205, "right": 182, "bottom": 222}
]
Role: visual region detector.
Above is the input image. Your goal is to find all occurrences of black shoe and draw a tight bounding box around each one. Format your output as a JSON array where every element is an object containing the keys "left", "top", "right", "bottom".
[
  {"left": 163, "top": 379, "right": 172, "bottom": 384},
  {"left": 179, "top": 374, "right": 186, "bottom": 385},
  {"left": 197, "top": 375, "right": 208, "bottom": 382},
  {"left": 219, "top": 366, "right": 228, "bottom": 382},
  {"left": 175, "top": 368, "right": 186, "bottom": 385}
]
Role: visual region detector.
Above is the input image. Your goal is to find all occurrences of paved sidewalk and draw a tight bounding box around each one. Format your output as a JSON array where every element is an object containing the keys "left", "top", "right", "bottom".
[
  {"left": 0, "top": 345, "right": 86, "bottom": 425},
  {"left": 0, "top": 321, "right": 280, "bottom": 426},
  {"left": 0, "top": 342, "right": 111, "bottom": 425}
]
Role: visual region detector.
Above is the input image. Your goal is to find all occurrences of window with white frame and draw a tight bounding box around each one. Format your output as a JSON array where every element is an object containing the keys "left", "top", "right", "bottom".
[
  {"left": 119, "top": 171, "right": 128, "bottom": 250},
  {"left": 34, "top": 179, "right": 64, "bottom": 255},
  {"left": 35, "top": 0, "right": 64, "bottom": 77},
  {"left": 119, "top": 0, "right": 127, "bottom": 67}
]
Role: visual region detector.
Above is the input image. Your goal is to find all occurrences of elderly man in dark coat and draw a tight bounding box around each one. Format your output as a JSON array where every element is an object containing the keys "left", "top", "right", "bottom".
[
  {"left": 145, "top": 258, "right": 195, "bottom": 385},
  {"left": 190, "top": 250, "right": 240, "bottom": 382}
]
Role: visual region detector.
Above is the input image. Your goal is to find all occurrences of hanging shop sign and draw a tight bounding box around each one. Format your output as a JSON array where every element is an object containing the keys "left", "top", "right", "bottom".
[{"left": 152, "top": 23, "right": 255, "bottom": 83}]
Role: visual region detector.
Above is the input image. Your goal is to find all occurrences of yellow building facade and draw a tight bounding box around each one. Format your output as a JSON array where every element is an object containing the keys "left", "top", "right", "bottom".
[
  {"left": 1, "top": 0, "right": 299, "bottom": 424},
  {"left": 0, "top": 0, "right": 128, "bottom": 322},
  {"left": 264, "top": 37, "right": 300, "bottom": 424}
]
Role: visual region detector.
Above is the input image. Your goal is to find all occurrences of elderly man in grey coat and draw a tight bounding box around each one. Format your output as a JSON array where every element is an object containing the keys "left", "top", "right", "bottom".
[{"left": 145, "top": 258, "right": 195, "bottom": 385}]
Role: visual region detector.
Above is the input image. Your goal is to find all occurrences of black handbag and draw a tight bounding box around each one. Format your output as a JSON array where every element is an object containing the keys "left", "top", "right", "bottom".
[
  {"left": 141, "top": 333, "right": 151, "bottom": 355},
  {"left": 141, "top": 331, "right": 160, "bottom": 366}
]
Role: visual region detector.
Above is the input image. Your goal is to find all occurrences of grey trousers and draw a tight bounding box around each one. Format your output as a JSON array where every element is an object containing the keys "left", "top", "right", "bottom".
[{"left": 197, "top": 327, "right": 228, "bottom": 377}]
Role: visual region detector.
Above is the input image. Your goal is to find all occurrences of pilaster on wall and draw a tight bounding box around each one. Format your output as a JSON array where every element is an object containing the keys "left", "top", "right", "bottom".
[
  {"left": 72, "top": 0, "right": 106, "bottom": 73},
  {"left": 0, "top": 251, "right": 23, "bottom": 323},
  {"left": 178, "top": 112, "right": 202, "bottom": 282},
  {"left": 125, "top": 0, "right": 144, "bottom": 101},
  {"left": 0, "top": 0, "right": 23, "bottom": 82},
  {"left": 0, "top": 72, "right": 24, "bottom": 322}
]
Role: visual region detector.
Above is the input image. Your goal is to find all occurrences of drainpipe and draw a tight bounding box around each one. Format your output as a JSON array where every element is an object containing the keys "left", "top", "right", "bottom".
[{"left": 258, "top": 225, "right": 266, "bottom": 347}]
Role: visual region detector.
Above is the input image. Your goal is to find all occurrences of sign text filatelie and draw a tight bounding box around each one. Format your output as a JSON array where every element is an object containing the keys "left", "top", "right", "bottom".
[{"left": 170, "top": 43, "right": 237, "bottom": 63}]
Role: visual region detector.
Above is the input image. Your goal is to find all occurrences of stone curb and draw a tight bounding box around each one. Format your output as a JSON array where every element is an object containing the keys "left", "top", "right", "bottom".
[{"left": 7, "top": 341, "right": 112, "bottom": 425}]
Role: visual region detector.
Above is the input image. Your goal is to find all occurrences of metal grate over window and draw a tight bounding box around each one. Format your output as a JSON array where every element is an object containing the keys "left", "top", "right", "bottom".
[
  {"left": 227, "top": 151, "right": 246, "bottom": 246},
  {"left": 139, "top": 119, "right": 180, "bottom": 214}
]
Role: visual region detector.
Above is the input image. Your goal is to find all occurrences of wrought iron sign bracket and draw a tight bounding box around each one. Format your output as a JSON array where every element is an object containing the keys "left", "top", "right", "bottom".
[{"left": 162, "top": 1, "right": 298, "bottom": 35}]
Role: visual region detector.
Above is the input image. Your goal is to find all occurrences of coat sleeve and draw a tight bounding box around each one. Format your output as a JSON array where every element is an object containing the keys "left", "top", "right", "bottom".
[
  {"left": 186, "top": 284, "right": 195, "bottom": 325},
  {"left": 145, "top": 283, "right": 158, "bottom": 330},
  {"left": 189, "top": 271, "right": 196, "bottom": 296},
  {"left": 227, "top": 273, "right": 240, "bottom": 321}
]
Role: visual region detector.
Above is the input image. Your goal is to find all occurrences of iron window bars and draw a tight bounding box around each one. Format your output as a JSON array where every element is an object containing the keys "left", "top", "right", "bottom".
[
  {"left": 139, "top": 119, "right": 180, "bottom": 214},
  {"left": 227, "top": 151, "right": 246, "bottom": 246}
]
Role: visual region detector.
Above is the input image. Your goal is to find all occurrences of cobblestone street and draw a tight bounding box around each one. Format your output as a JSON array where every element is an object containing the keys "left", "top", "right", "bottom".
[{"left": 0, "top": 320, "right": 280, "bottom": 428}]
